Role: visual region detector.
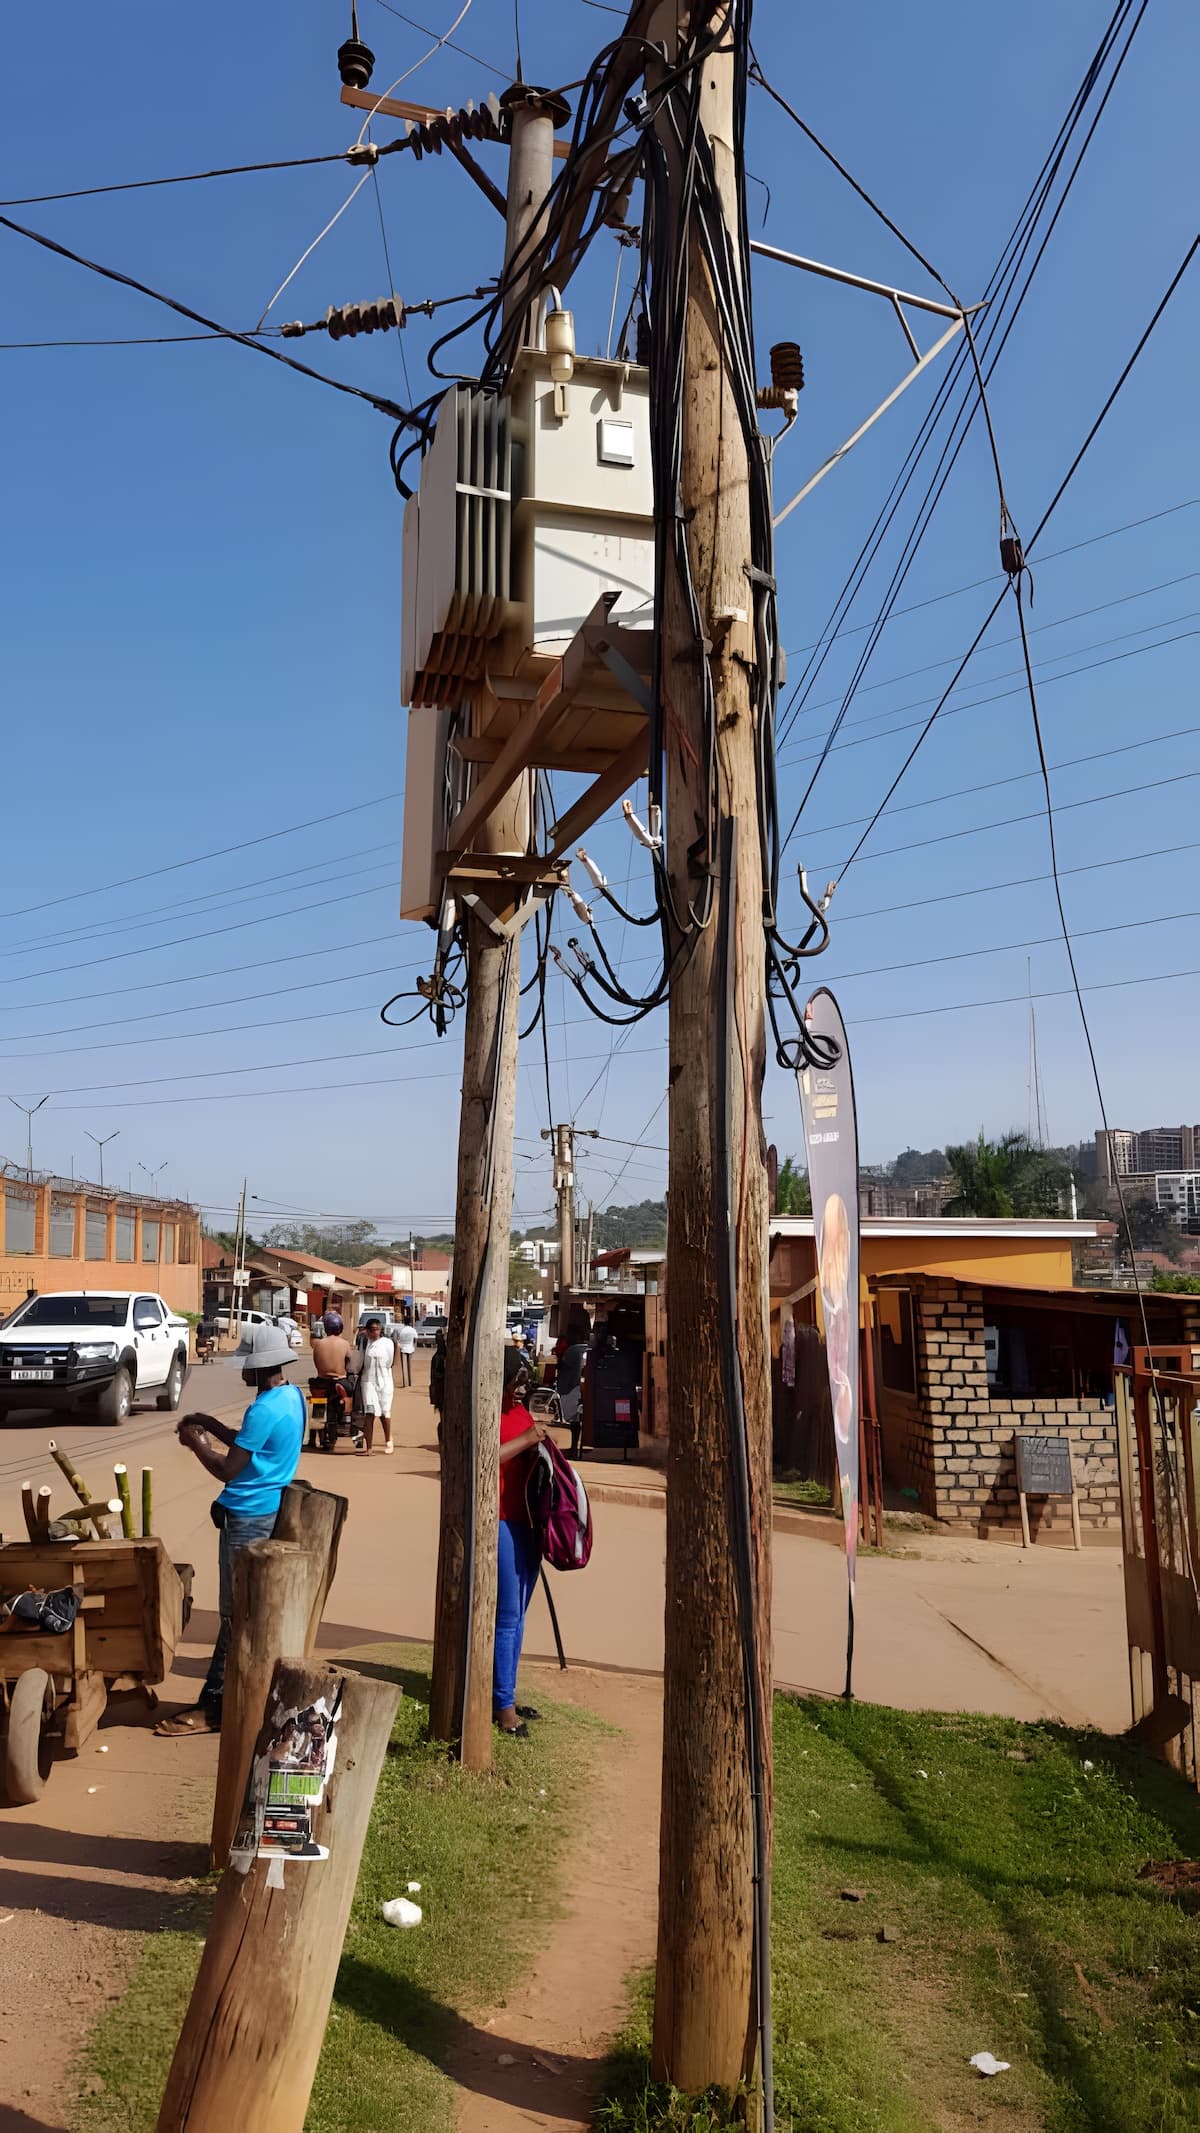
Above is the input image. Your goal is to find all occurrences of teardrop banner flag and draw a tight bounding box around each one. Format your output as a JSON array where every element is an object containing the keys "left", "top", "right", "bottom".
[{"left": 797, "top": 988, "right": 861, "bottom": 1696}]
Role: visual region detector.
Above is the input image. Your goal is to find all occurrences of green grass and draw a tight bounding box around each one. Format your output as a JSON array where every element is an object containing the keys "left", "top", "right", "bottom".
[
  {"left": 74, "top": 1648, "right": 603, "bottom": 2133},
  {"left": 771, "top": 1477, "right": 833, "bottom": 1509},
  {"left": 599, "top": 1698, "right": 1200, "bottom": 2132}
]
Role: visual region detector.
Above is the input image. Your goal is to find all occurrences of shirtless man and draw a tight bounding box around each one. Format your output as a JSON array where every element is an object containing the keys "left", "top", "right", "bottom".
[{"left": 310, "top": 1310, "right": 354, "bottom": 1384}]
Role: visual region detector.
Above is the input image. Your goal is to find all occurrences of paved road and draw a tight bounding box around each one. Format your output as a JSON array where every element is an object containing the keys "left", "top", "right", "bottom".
[{"left": 0, "top": 1352, "right": 1132, "bottom": 1730}]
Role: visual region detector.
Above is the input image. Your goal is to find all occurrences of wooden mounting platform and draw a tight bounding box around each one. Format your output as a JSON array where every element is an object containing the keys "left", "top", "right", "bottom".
[{"left": 438, "top": 594, "right": 654, "bottom": 882}]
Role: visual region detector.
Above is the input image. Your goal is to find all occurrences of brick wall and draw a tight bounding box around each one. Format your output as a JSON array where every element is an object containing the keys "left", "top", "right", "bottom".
[{"left": 878, "top": 1276, "right": 1121, "bottom": 1539}]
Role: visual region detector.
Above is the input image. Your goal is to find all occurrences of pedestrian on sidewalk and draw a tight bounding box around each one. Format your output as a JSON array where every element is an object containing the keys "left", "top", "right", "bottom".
[
  {"left": 155, "top": 1321, "right": 305, "bottom": 1738},
  {"left": 359, "top": 1315, "right": 396, "bottom": 1455},
  {"left": 429, "top": 1328, "right": 447, "bottom": 1448},
  {"left": 395, "top": 1311, "right": 416, "bottom": 1387},
  {"left": 495, "top": 1344, "right": 546, "bottom": 1740},
  {"left": 555, "top": 1334, "right": 589, "bottom": 1460}
]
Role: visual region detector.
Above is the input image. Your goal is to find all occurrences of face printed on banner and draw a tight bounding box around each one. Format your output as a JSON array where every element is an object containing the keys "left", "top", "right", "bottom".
[{"left": 820, "top": 1192, "right": 854, "bottom": 1448}]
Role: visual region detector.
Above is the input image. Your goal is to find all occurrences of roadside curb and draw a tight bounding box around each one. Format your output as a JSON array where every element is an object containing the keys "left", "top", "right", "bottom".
[{"left": 584, "top": 1479, "right": 841, "bottom": 1542}]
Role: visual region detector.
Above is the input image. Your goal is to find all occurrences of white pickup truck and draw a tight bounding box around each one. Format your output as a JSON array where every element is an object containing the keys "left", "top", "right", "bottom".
[{"left": 0, "top": 1290, "right": 190, "bottom": 1424}]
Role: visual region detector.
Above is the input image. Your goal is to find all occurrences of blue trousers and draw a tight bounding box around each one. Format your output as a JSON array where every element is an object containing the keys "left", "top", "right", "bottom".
[
  {"left": 201, "top": 1511, "right": 277, "bottom": 1712},
  {"left": 494, "top": 1518, "right": 540, "bottom": 1714}
]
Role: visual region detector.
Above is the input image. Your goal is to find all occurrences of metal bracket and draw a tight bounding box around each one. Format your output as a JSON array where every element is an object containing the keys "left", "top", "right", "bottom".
[{"left": 749, "top": 237, "right": 986, "bottom": 527}]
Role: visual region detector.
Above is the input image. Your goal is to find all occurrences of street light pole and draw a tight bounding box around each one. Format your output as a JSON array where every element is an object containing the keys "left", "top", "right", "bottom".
[
  {"left": 85, "top": 1130, "right": 119, "bottom": 1191},
  {"left": 8, "top": 1094, "right": 49, "bottom": 1179},
  {"left": 139, "top": 1160, "right": 169, "bottom": 1197}
]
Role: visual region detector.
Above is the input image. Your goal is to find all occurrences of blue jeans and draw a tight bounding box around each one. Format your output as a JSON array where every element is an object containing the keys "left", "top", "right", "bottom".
[
  {"left": 493, "top": 1519, "right": 540, "bottom": 1714},
  {"left": 201, "top": 1511, "right": 277, "bottom": 1713}
]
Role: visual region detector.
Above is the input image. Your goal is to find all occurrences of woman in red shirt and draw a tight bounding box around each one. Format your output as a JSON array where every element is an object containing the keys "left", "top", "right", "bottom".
[{"left": 495, "top": 1346, "right": 545, "bottom": 1738}]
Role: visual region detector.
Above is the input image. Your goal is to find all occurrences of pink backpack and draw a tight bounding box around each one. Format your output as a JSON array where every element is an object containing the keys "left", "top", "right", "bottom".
[{"left": 526, "top": 1437, "right": 593, "bottom": 1571}]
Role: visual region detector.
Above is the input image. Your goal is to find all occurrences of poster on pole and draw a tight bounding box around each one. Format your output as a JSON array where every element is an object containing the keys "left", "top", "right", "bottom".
[{"left": 796, "top": 988, "right": 861, "bottom": 1696}]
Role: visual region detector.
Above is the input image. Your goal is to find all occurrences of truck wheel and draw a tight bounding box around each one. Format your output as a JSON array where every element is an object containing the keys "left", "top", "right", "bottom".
[
  {"left": 97, "top": 1367, "right": 133, "bottom": 1425},
  {"left": 156, "top": 1355, "right": 185, "bottom": 1412},
  {"left": 4, "top": 1669, "right": 52, "bottom": 1804}
]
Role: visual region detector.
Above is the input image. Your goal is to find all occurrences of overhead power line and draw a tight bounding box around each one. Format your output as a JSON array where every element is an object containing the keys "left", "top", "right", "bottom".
[
  {"left": 782, "top": 569, "right": 1198, "bottom": 730},
  {"left": 782, "top": 497, "right": 1199, "bottom": 659},
  {"left": 798, "top": 718, "right": 1200, "bottom": 843},
  {"left": 0, "top": 211, "right": 413, "bottom": 422},
  {"left": 821, "top": 231, "right": 1200, "bottom": 879},
  {"left": 779, "top": 618, "right": 1198, "bottom": 772},
  {"left": 0, "top": 149, "right": 368, "bottom": 208},
  {"left": 0, "top": 790, "right": 402, "bottom": 920},
  {"left": 33, "top": 1042, "right": 665, "bottom": 1114}
]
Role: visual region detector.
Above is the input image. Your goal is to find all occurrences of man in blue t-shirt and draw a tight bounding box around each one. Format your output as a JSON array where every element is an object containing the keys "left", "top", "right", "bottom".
[{"left": 156, "top": 1321, "right": 306, "bottom": 1738}]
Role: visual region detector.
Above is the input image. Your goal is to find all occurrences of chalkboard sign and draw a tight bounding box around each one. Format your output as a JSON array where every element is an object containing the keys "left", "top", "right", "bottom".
[{"left": 1014, "top": 1433, "right": 1074, "bottom": 1497}]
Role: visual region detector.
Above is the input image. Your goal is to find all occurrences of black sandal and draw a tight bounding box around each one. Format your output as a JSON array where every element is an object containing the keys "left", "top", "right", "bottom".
[
  {"left": 515, "top": 1705, "right": 542, "bottom": 1722},
  {"left": 496, "top": 1719, "right": 530, "bottom": 1739}
]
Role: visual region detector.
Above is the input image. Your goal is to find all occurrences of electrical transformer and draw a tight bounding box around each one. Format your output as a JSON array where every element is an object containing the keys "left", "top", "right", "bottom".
[{"left": 400, "top": 343, "right": 654, "bottom": 923}]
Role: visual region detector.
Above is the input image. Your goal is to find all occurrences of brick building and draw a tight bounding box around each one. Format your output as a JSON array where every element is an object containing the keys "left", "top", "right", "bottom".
[
  {"left": 764, "top": 1214, "right": 1200, "bottom": 1541},
  {"left": 0, "top": 1173, "right": 201, "bottom": 1320}
]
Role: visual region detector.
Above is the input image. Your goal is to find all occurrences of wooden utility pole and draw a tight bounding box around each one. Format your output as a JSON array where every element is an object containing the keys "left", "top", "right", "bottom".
[
  {"left": 210, "top": 1539, "right": 322, "bottom": 1868},
  {"left": 652, "top": 1, "right": 774, "bottom": 2109},
  {"left": 429, "top": 84, "right": 568, "bottom": 1766},
  {"left": 158, "top": 1659, "right": 399, "bottom": 2133},
  {"left": 543, "top": 1122, "right": 576, "bottom": 1333},
  {"left": 230, "top": 1176, "right": 247, "bottom": 1345}
]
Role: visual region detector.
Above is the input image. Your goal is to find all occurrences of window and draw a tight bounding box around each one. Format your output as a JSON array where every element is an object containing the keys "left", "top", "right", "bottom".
[
  {"left": 50, "top": 1196, "right": 77, "bottom": 1257},
  {"left": 142, "top": 1220, "right": 159, "bottom": 1263},
  {"left": 19, "top": 1296, "right": 127, "bottom": 1328},
  {"left": 115, "top": 1213, "right": 135, "bottom": 1262},
  {"left": 85, "top": 1206, "right": 109, "bottom": 1259},
  {"left": 133, "top": 1297, "right": 163, "bottom": 1330},
  {"left": 4, "top": 1188, "right": 36, "bottom": 1256},
  {"left": 878, "top": 1287, "right": 917, "bottom": 1396},
  {"left": 162, "top": 1222, "right": 176, "bottom": 1265}
]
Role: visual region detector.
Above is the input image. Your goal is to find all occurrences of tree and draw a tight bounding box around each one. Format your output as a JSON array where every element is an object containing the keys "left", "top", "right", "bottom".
[
  {"left": 1122, "top": 1201, "right": 1185, "bottom": 1262},
  {"left": 1150, "top": 1269, "right": 1200, "bottom": 1293},
  {"left": 261, "top": 1219, "right": 382, "bottom": 1265},
  {"left": 775, "top": 1157, "right": 812, "bottom": 1215},
  {"left": 944, "top": 1131, "right": 1070, "bottom": 1217},
  {"left": 890, "top": 1146, "right": 948, "bottom": 1186}
]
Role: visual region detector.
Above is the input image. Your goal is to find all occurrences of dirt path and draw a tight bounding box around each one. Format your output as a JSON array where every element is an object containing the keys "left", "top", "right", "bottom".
[
  {"left": 0, "top": 1680, "right": 215, "bottom": 2132},
  {"left": 450, "top": 1659, "right": 663, "bottom": 2133}
]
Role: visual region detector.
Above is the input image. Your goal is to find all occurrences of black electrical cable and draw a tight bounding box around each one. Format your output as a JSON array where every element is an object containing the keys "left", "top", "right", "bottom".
[
  {"left": 773, "top": 0, "right": 1149, "bottom": 817},
  {"left": 0, "top": 150, "right": 361, "bottom": 207},
  {"left": 829, "top": 234, "right": 1199, "bottom": 879},
  {"left": 0, "top": 211, "right": 415, "bottom": 423},
  {"left": 782, "top": 623, "right": 1200, "bottom": 774}
]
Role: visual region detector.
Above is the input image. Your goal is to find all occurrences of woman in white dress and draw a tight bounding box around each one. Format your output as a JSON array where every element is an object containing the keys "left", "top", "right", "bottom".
[{"left": 358, "top": 1317, "right": 396, "bottom": 1454}]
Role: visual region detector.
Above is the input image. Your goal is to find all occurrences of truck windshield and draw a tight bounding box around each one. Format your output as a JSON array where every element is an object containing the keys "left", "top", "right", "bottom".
[{"left": 17, "top": 1297, "right": 127, "bottom": 1328}]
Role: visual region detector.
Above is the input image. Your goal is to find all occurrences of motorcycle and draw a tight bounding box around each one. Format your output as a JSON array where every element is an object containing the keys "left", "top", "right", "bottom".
[
  {"left": 306, "top": 1374, "right": 366, "bottom": 1454},
  {"left": 195, "top": 1326, "right": 216, "bottom": 1366}
]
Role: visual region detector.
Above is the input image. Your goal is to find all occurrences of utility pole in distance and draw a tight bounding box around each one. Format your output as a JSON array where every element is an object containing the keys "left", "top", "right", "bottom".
[
  {"left": 651, "top": 2, "right": 774, "bottom": 2114},
  {"left": 429, "top": 84, "right": 569, "bottom": 1770}
]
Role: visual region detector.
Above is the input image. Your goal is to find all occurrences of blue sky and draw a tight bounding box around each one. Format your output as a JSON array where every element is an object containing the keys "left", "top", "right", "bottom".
[{"left": 1, "top": 0, "right": 1196, "bottom": 1236}]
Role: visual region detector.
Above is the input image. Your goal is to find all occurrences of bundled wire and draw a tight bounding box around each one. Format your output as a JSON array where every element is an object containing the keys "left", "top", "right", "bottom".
[{"left": 770, "top": 0, "right": 1150, "bottom": 855}]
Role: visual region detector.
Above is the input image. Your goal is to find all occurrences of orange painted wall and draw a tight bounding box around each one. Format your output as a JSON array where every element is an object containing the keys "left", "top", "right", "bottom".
[
  {"left": 771, "top": 1230, "right": 1076, "bottom": 1297},
  {"left": 0, "top": 1181, "right": 202, "bottom": 1320}
]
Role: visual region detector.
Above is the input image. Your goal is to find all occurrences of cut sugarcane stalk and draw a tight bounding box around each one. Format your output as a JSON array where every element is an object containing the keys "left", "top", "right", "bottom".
[
  {"left": 141, "top": 1467, "right": 153, "bottom": 1539},
  {"left": 48, "top": 1440, "right": 113, "bottom": 1536},
  {"left": 20, "top": 1482, "right": 38, "bottom": 1539},
  {"left": 113, "top": 1465, "right": 135, "bottom": 1540},
  {"left": 34, "top": 1486, "right": 53, "bottom": 1533}
]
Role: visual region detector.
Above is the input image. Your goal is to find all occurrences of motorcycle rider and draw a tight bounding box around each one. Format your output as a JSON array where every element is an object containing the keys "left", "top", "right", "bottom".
[{"left": 309, "top": 1309, "right": 358, "bottom": 1443}]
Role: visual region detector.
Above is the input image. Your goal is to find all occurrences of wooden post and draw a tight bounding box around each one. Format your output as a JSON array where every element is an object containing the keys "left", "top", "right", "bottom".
[
  {"left": 210, "top": 1540, "right": 323, "bottom": 1869},
  {"left": 429, "top": 85, "right": 565, "bottom": 1769},
  {"left": 272, "top": 1480, "right": 349, "bottom": 1650},
  {"left": 157, "top": 1658, "right": 398, "bottom": 2133},
  {"left": 652, "top": 2, "right": 773, "bottom": 2107}
]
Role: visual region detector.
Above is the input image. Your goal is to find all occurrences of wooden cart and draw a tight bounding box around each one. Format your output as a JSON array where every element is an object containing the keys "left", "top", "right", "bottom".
[{"left": 0, "top": 1537, "right": 186, "bottom": 1804}]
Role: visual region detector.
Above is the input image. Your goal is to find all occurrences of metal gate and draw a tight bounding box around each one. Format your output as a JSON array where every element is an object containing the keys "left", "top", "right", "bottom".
[{"left": 1114, "top": 1342, "right": 1200, "bottom": 1782}]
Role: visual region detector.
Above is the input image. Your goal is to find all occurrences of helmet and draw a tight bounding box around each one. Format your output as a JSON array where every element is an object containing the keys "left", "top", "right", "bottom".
[
  {"left": 321, "top": 1310, "right": 344, "bottom": 1336},
  {"left": 237, "top": 1322, "right": 297, "bottom": 1371}
]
